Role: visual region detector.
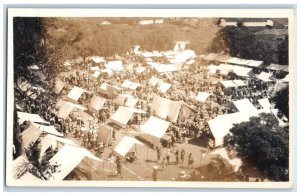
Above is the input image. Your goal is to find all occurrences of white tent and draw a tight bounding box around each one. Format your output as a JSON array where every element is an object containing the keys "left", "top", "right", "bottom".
[
  {"left": 246, "top": 60, "right": 263, "bottom": 68},
  {"left": 210, "top": 148, "right": 242, "bottom": 173},
  {"left": 257, "top": 72, "right": 273, "bottom": 82},
  {"left": 86, "top": 56, "right": 105, "bottom": 63},
  {"left": 149, "top": 76, "right": 161, "bottom": 86},
  {"left": 67, "top": 86, "right": 89, "bottom": 103},
  {"left": 232, "top": 66, "right": 253, "bottom": 77},
  {"left": 153, "top": 63, "right": 178, "bottom": 73},
  {"left": 258, "top": 98, "right": 272, "bottom": 109},
  {"left": 57, "top": 101, "right": 87, "bottom": 119},
  {"left": 121, "top": 80, "right": 140, "bottom": 90},
  {"left": 49, "top": 145, "right": 102, "bottom": 181},
  {"left": 140, "top": 116, "right": 171, "bottom": 138},
  {"left": 110, "top": 106, "right": 145, "bottom": 126},
  {"left": 17, "top": 112, "right": 49, "bottom": 125},
  {"left": 114, "top": 94, "right": 138, "bottom": 108},
  {"left": 33, "top": 123, "right": 63, "bottom": 137},
  {"left": 88, "top": 95, "right": 106, "bottom": 114},
  {"left": 208, "top": 110, "right": 268, "bottom": 146},
  {"left": 55, "top": 81, "right": 66, "bottom": 94},
  {"left": 233, "top": 80, "right": 247, "bottom": 86},
  {"left": 114, "top": 136, "right": 144, "bottom": 157},
  {"left": 135, "top": 66, "right": 146, "bottom": 73},
  {"left": 105, "top": 60, "right": 124, "bottom": 71},
  {"left": 151, "top": 95, "right": 182, "bottom": 123},
  {"left": 90, "top": 66, "right": 100, "bottom": 71},
  {"left": 220, "top": 80, "right": 237, "bottom": 88},
  {"left": 233, "top": 98, "right": 257, "bottom": 112},
  {"left": 208, "top": 64, "right": 219, "bottom": 74},
  {"left": 195, "top": 92, "right": 212, "bottom": 102},
  {"left": 157, "top": 82, "right": 172, "bottom": 93},
  {"left": 280, "top": 74, "right": 290, "bottom": 82},
  {"left": 92, "top": 71, "right": 101, "bottom": 78},
  {"left": 21, "top": 122, "right": 43, "bottom": 149}
]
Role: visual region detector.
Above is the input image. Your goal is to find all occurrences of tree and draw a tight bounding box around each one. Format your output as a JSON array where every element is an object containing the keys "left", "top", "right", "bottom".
[
  {"left": 272, "top": 85, "right": 289, "bottom": 119},
  {"left": 224, "top": 113, "right": 289, "bottom": 181}
]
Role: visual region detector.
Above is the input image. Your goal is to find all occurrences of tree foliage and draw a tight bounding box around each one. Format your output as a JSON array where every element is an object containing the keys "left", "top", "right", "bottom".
[
  {"left": 272, "top": 84, "right": 289, "bottom": 118},
  {"left": 224, "top": 113, "right": 289, "bottom": 181}
]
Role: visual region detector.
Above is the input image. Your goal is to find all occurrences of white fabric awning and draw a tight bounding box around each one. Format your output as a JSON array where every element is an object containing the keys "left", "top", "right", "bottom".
[
  {"left": 220, "top": 80, "right": 237, "bottom": 88},
  {"left": 21, "top": 122, "right": 43, "bottom": 149},
  {"left": 233, "top": 98, "right": 257, "bottom": 112},
  {"left": 67, "top": 86, "right": 88, "bottom": 103},
  {"left": 233, "top": 80, "right": 247, "bottom": 86},
  {"left": 157, "top": 82, "right": 172, "bottom": 93},
  {"left": 258, "top": 98, "right": 272, "bottom": 109},
  {"left": 90, "top": 66, "right": 100, "bottom": 71},
  {"left": 105, "top": 60, "right": 123, "bottom": 71},
  {"left": 121, "top": 80, "right": 140, "bottom": 90},
  {"left": 49, "top": 145, "right": 102, "bottom": 181},
  {"left": 257, "top": 72, "right": 273, "bottom": 82},
  {"left": 92, "top": 71, "right": 101, "bottom": 78},
  {"left": 110, "top": 106, "right": 143, "bottom": 126},
  {"left": 149, "top": 76, "right": 161, "bottom": 86},
  {"left": 55, "top": 80, "right": 66, "bottom": 94},
  {"left": 89, "top": 95, "right": 106, "bottom": 112},
  {"left": 114, "top": 136, "right": 144, "bottom": 157},
  {"left": 140, "top": 116, "right": 171, "bottom": 138},
  {"left": 114, "top": 94, "right": 138, "bottom": 108},
  {"left": 195, "top": 92, "right": 212, "bottom": 102},
  {"left": 58, "top": 101, "right": 87, "bottom": 119},
  {"left": 33, "top": 123, "right": 63, "bottom": 137},
  {"left": 17, "top": 112, "right": 49, "bottom": 125},
  {"left": 151, "top": 94, "right": 182, "bottom": 123}
]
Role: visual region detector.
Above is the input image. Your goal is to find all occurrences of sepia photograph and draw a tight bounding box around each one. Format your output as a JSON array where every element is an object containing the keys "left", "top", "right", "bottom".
[{"left": 5, "top": 8, "right": 295, "bottom": 188}]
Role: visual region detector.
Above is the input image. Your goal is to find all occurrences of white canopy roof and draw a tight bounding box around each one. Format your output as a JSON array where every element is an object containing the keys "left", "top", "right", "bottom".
[
  {"left": 92, "top": 71, "right": 101, "bottom": 78},
  {"left": 280, "top": 74, "right": 290, "bottom": 82},
  {"left": 233, "top": 98, "right": 257, "bottom": 112},
  {"left": 258, "top": 98, "right": 272, "bottom": 109},
  {"left": 55, "top": 80, "right": 66, "bottom": 94},
  {"left": 17, "top": 112, "right": 49, "bottom": 125},
  {"left": 86, "top": 56, "right": 105, "bottom": 63},
  {"left": 210, "top": 148, "right": 242, "bottom": 173},
  {"left": 151, "top": 94, "right": 182, "bottom": 123},
  {"left": 21, "top": 122, "right": 43, "bottom": 149},
  {"left": 114, "top": 136, "right": 144, "bottom": 157},
  {"left": 149, "top": 76, "right": 162, "bottom": 86},
  {"left": 233, "top": 80, "right": 247, "bottom": 86},
  {"left": 49, "top": 145, "right": 102, "bottom": 181},
  {"left": 121, "top": 80, "right": 140, "bottom": 90},
  {"left": 110, "top": 106, "right": 145, "bottom": 126},
  {"left": 157, "top": 82, "right": 172, "bottom": 93},
  {"left": 105, "top": 60, "right": 123, "bottom": 71},
  {"left": 89, "top": 95, "right": 106, "bottom": 112},
  {"left": 140, "top": 116, "right": 171, "bottom": 138},
  {"left": 232, "top": 66, "right": 252, "bottom": 77},
  {"left": 220, "top": 80, "right": 238, "bottom": 88},
  {"left": 195, "top": 92, "right": 212, "bottom": 102},
  {"left": 153, "top": 63, "right": 178, "bottom": 73},
  {"left": 33, "top": 123, "right": 63, "bottom": 137},
  {"left": 58, "top": 101, "right": 87, "bottom": 119},
  {"left": 114, "top": 94, "right": 138, "bottom": 108},
  {"left": 90, "top": 66, "right": 100, "bottom": 71},
  {"left": 257, "top": 72, "right": 273, "bottom": 82},
  {"left": 67, "top": 86, "right": 88, "bottom": 103}
]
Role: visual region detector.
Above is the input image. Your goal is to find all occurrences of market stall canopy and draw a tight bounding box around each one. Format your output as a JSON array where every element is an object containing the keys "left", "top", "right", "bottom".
[
  {"left": 258, "top": 98, "right": 272, "bottom": 109},
  {"left": 232, "top": 66, "right": 253, "bottom": 77},
  {"left": 208, "top": 64, "right": 219, "bottom": 74},
  {"left": 105, "top": 60, "right": 124, "bottom": 71},
  {"left": 33, "top": 123, "right": 63, "bottom": 137},
  {"left": 114, "top": 94, "right": 138, "bottom": 108},
  {"left": 209, "top": 148, "right": 242, "bottom": 173},
  {"left": 86, "top": 56, "right": 105, "bottom": 63},
  {"left": 121, "top": 80, "right": 141, "bottom": 90},
  {"left": 92, "top": 71, "right": 101, "bottom": 78},
  {"left": 280, "top": 74, "right": 290, "bottom": 82},
  {"left": 140, "top": 116, "right": 171, "bottom": 138},
  {"left": 226, "top": 57, "right": 263, "bottom": 68},
  {"left": 233, "top": 98, "right": 257, "bottom": 112},
  {"left": 49, "top": 145, "right": 102, "bottom": 181},
  {"left": 195, "top": 92, "right": 212, "bottom": 102},
  {"left": 153, "top": 63, "right": 178, "bottom": 73},
  {"left": 157, "top": 82, "right": 172, "bottom": 93},
  {"left": 67, "top": 86, "right": 89, "bottom": 103},
  {"left": 110, "top": 106, "right": 145, "bottom": 127},
  {"left": 55, "top": 80, "right": 66, "bottom": 94},
  {"left": 208, "top": 110, "right": 269, "bottom": 146},
  {"left": 151, "top": 94, "right": 182, "bottom": 123},
  {"left": 220, "top": 80, "right": 238, "bottom": 88},
  {"left": 233, "top": 80, "right": 247, "bottom": 86},
  {"left": 266, "top": 63, "right": 288, "bottom": 72},
  {"left": 114, "top": 136, "right": 144, "bottom": 157},
  {"left": 21, "top": 122, "right": 43, "bottom": 149},
  {"left": 57, "top": 101, "right": 87, "bottom": 119},
  {"left": 17, "top": 112, "right": 49, "bottom": 125},
  {"left": 90, "top": 66, "right": 100, "bottom": 71},
  {"left": 88, "top": 95, "right": 106, "bottom": 114},
  {"left": 257, "top": 72, "right": 273, "bottom": 82},
  {"left": 149, "top": 76, "right": 162, "bottom": 86},
  {"left": 135, "top": 66, "right": 146, "bottom": 73}
]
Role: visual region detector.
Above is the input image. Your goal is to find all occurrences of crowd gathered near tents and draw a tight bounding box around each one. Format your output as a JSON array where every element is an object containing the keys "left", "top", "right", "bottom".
[{"left": 13, "top": 44, "right": 289, "bottom": 182}]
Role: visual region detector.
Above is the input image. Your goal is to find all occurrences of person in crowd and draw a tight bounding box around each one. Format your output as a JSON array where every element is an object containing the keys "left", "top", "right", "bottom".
[{"left": 188, "top": 153, "right": 194, "bottom": 169}]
